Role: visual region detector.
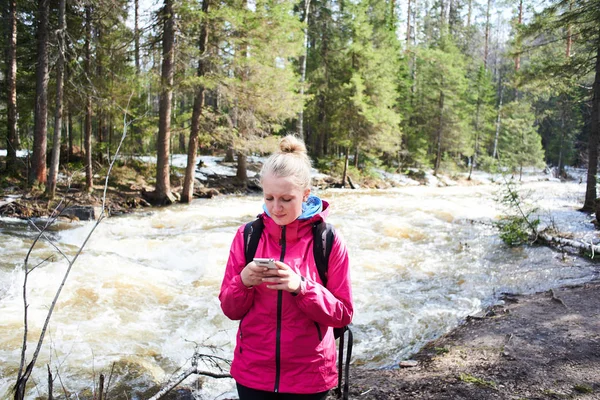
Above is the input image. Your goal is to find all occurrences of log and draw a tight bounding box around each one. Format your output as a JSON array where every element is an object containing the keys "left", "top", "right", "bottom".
[
  {"left": 347, "top": 175, "right": 356, "bottom": 189},
  {"left": 0, "top": 196, "right": 19, "bottom": 208},
  {"left": 538, "top": 232, "right": 600, "bottom": 257}
]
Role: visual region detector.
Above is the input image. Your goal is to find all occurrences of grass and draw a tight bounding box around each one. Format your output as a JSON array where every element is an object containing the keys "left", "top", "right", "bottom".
[{"left": 458, "top": 373, "right": 497, "bottom": 389}]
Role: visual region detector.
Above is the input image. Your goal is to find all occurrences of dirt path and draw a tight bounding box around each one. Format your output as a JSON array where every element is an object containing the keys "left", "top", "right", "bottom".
[{"left": 350, "top": 280, "right": 600, "bottom": 400}]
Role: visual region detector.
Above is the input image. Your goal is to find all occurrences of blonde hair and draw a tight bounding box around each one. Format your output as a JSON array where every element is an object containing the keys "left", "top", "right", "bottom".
[{"left": 261, "top": 135, "right": 312, "bottom": 190}]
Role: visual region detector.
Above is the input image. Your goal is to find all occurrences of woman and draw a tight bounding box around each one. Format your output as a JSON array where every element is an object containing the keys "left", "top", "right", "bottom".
[{"left": 219, "top": 135, "right": 353, "bottom": 400}]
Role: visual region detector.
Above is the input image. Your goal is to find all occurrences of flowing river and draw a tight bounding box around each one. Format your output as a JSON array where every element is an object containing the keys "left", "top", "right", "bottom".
[{"left": 0, "top": 178, "right": 598, "bottom": 399}]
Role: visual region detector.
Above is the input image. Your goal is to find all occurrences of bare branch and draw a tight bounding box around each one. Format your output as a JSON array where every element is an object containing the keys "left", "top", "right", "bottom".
[
  {"left": 13, "top": 93, "right": 134, "bottom": 399},
  {"left": 147, "top": 365, "right": 231, "bottom": 400}
]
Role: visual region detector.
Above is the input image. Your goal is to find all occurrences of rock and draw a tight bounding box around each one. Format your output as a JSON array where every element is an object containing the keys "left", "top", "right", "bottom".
[
  {"left": 399, "top": 360, "right": 419, "bottom": 368},
  {"left": 61, "top": 205, "right": 105, "bottom": 221},
  {"left": 193, "top": 178, "right": 205, "bottom": 189},
  {"left": 195, "top": 188, "right": 220, "bottom": 198}
]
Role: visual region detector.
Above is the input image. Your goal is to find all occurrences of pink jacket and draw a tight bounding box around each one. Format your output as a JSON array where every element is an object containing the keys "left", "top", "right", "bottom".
[{"left": 219, "top": 201, "right": 353, "bottom": 394}]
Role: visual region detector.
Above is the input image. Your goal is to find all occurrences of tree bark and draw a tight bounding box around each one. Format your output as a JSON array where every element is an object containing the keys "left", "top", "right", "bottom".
[
  {"left": 154, "top": 0, "right": 176, "bottom": 204},
  {"left": 296, "top": 0, "right": 311, "bottom": 140},
  {"left": 84, "top": 5, "right": 94, "bottom": 193},
  {"left": 67, "top": 109, "right": 73, "bottom": 161},
  {"left": 182, "top": 0, "right": 210, "bottom": 203},
  {"left": 469, "top": 67, "right": 484, "bottom": 180},
  {"left": 493, "top": 80, "right": 503, "bottom": 159},
  {"left": 224, "top": 147, "right": 235, "bottom": 162},
  {"left": 6, "top": 0, "right": 18, "bottom": 172},
  {"left": 514, "top": 0, "right": 523, "bottom": 72},
  {"left": 30, "top": 0, "right": 50, "bottom": 186},
  {"left": 236, "top": 152, "right": 248, "bottom": 186},
  {"left": 406, "top": 0, "right": 411, "bottom": 43},
  {"left": 483, "top": 0, "right": 491, "bottom": 69},
  {"left": 583, "top": 40, "right": 600, "bottom": 211},
  {"left": 47, "top": 0, "right": 67, "bottom": 199},
  {"left": 135, "top": 0, "right": 141, "bottom": 74},
  {"left": 434, "top": 84, "right": 445, "bottom": 176},
  {"left": 341, "top": 147, "right": 349, "bottom": 188}
]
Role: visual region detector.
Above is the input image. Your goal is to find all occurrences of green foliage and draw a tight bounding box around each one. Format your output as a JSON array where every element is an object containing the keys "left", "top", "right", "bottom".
[
  {"left": 305, "top": 0, "right": 403, "bottom": 161},
  {"left": 498, "top": 101, "right": 546, "bottom": 175},
  {"left": 494, "top": 178, "right": 540, "bottom": 247},
  {"left": 411, "top": 35, "right": 472, "bottom": 172}
]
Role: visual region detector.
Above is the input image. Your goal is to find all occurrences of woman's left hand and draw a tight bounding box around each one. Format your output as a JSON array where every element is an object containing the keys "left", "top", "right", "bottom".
[{"left": 262, "top": 261, "right": 302, "bottom": 294}]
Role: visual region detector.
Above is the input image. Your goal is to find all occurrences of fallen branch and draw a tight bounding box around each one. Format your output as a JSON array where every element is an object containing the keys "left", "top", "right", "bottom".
[
  {"left": 147, "top": 366, "right": 231, "bottom": 400},
  {"left": 537, "top": 232, "right": 600, "bottom": 257}
]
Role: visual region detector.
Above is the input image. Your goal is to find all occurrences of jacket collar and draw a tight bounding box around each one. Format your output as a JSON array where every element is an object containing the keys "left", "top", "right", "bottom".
[{"left": 262, "top": 200, "right": 330, "bottom": 244}]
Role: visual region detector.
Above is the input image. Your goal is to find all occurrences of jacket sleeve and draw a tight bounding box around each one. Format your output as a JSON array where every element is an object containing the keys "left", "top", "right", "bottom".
[
  {"left": 219, "top": 225, "right": 255, "bottom": 320},
  {"left": 293, "top": 230, "right": 353, "bottom": 328}
]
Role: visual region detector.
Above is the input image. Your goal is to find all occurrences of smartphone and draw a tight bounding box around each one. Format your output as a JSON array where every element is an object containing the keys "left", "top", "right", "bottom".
[{"left": 254, "top": 257, "right": 277, "bottom": 269}]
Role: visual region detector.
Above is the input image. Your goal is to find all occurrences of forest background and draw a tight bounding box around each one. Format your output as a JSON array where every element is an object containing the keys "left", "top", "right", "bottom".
[{"left": 0, "top": 0, "right": 599, "bottom": 211}]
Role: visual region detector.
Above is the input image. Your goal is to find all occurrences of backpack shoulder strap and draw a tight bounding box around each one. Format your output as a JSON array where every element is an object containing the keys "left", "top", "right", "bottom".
[
  {"left": 244, "top": 218, "right": 264, "bottom": 265},
  {"left": 312, "top": 221, "right": 335, "bottom": 286}
]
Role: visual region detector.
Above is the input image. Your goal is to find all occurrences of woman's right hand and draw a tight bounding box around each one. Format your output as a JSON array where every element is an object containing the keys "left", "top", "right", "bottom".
[{"left": 241, "top": 261, "right": 270, "bottom": 288}]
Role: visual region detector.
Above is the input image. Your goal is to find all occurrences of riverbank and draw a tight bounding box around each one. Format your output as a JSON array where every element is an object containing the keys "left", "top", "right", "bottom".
[
  {"left": 348, "top": 279, "right": 600, "bottom": 400},
  {"left": 0, "top": 154, "right": 475, "bottom": 219}
]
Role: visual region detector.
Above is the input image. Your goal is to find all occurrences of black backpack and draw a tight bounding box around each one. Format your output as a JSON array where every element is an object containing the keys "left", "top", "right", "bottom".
[{"left": 243, "top": 218, "right": 353, "bottom": 400}]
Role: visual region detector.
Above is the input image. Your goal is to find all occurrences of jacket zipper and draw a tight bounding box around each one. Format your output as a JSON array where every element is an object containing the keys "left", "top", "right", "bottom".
[
  {"left": 274, "top": 225, "right": 286, "bottom": 393},
  {"left": 238, "top": 316, "right": 245, "bottom": 353},
  {"left": 314, "top": 322, "right": 323, "bottom": 341}
]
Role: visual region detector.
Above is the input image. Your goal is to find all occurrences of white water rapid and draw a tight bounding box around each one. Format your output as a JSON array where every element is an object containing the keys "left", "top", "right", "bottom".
[{"left": 0, "top": 179, "right": 597, "bottom": 399}]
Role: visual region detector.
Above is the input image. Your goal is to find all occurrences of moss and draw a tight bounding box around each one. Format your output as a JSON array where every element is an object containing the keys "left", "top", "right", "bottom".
[
  {"left": 458, "top": 373, "right": 497, "bottom": 389},
  {"left": 573, "top": 384, "right": 593, "bottom": 394}
]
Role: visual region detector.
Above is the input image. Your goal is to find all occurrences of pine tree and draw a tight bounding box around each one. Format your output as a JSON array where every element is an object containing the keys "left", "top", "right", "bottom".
[
  {"left": 497, "top": 100, "right": 545, "bottom": 179},
  {"left": 520, "top": 0, "right": 600, "bottom": 210},
  {"left": 30, "top": 0, "right": 50, "bottom": 187}
]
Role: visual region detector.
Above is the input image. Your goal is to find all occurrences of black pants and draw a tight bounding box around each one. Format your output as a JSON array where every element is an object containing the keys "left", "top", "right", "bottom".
[{"left": 236, "top": 383, "right": 330, "bottom": 400}]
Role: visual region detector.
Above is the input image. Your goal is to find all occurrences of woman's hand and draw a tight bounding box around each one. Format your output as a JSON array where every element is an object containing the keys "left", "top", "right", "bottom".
[
  {"left": 262, "top": 261, "right": 302, "bottom": 294},
  {"left": 240, "top": 261, "right": 272, "bottom": 288}
]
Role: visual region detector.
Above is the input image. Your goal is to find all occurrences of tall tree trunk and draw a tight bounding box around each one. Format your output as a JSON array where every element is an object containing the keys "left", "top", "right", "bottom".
[
  {"left": 182, "top": 0, "right": 210, "bottom": 203},
  {"left": 6, "top": 0, "right": 18, "bottom": 172},
  {"left": 583, "top": 40, "right": 600, "bottom": 212},
  {"left": 296, "top": 0, "right": 311, "bottom": 140},
  {"left": 154, "top": 0, "right": 176, "bottom": 204},
  {"left": 135, "top": 0, "right": 141, "bottom": 74},
  {"left": 84, "top": 5, "right": 93, "bottom": 192},
  {"left": 434, "top": 83, "right": 445, "bottom": 176},
  {"left": 468, "top": 97, "right": 482, "bottom": 180},
  {"left": 515, "top": 0, "right": 523, "bottom": 71},
  {"left": 30, "top": 0, "right": 50, "bottom": 186},
  {"left": 67, "top": 109, "right": 73, "bottom": 160},
  {"left": 47, "top": 0, "right": 66, "bottom": 199},
  {"left": 406, "top": 0, "right": 411, "bottom": 44},
  {"left": 236, "top": 152, "right": 248, "bottom": 184},
  {"left": 467, "top": 0, "right": 472, "bottom": 27},
  {"left": 483, "top": 0, "right": 491, "bottom": 69},
  {"left": 341, "top": 147, "right": 349, "bottom": 188},
  {"left": 566, "top": 0, "right": 572, "bottom": 58},
  {"left": 558, "top": 108, "right": 565, "bottom": 177},
  {"left": 493, "top": 80, "right": 504, "bottom": 159}
]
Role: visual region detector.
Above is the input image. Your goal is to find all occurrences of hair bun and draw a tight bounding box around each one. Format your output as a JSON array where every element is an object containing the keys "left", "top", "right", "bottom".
[{"left": 279, "top": 135, "right": 307, "bottom": 155}]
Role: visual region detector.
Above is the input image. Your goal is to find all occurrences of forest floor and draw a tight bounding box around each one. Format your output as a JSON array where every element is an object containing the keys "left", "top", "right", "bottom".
[{"left": 347, "top": 280, "right": 600, "bottom": 400}]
